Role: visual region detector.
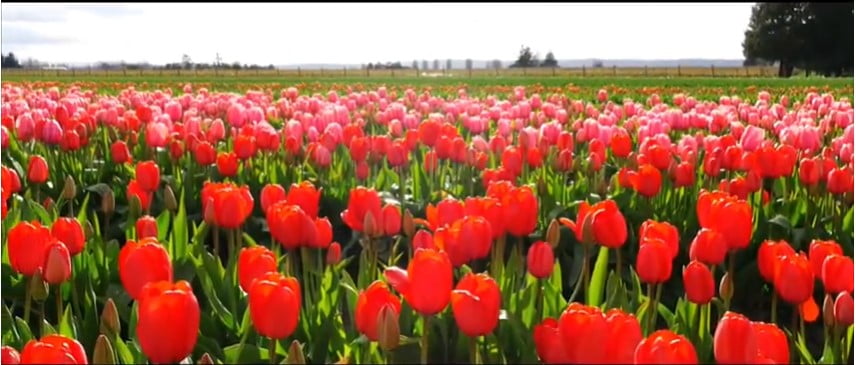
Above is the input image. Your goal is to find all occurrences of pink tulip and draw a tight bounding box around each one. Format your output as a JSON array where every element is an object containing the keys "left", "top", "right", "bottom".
[{"left": 740, "top": 125, "right": 765, "bottom": 152}]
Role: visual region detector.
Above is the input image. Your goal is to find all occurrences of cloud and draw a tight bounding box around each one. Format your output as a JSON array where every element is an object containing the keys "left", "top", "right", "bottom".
[
  {"left": 0, "top": 4, "right": 142, "bottom": 23},
  {"left": 1, "top": 24, "right": 78, "bottom": 46}
]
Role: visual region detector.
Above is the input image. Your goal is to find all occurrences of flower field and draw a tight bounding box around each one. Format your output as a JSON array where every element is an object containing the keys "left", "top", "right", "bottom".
[{"left": 0, "top": 78, "right": 853, "bottom": 364}]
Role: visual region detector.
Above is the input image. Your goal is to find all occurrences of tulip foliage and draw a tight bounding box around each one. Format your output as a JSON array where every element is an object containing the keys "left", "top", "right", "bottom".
[{"left": 1, "top": 81, "right": 854, "bottom": 365}]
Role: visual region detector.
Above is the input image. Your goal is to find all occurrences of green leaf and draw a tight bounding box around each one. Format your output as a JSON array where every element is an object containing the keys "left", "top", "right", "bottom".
[
  {"left": 111, "top": 335, "right": 135, "bottom": 364},
  {"left": 156, "top": 209, "right": 171, "bottom": 242},
  {"left": 58, "top": 306, "right": 76, "bottom": 338},
  {"left": 173, "top": 189, "right": 188, "bottom": 260},
  {"left": 223, "top": 343, "right": 268, "bottom": 363},
  {"left": 76, "top": 193, "right": 90, "bottom": 224},
  {"left": 41, "top": 320, "right": 57, "bottom": 336},
  {"left": 768, "top": 214, "right": 791, "bottom": 232},
  {"left": 587, "top": 246, "right": 609, "bottom": 307},
  {"left": 794, "top": 332, "right": 817, "bottom": 365},
  {"left": 15, "top": 318, "right": 32, "bottom": 344}
]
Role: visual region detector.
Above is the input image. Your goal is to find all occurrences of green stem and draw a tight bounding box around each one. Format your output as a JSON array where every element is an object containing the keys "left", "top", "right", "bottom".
[
  {"left": 23, "top": 279, "right": 32, "bottom": 323},
  {"left": 268, "top": 337, "right": 277, "bottom": 365},
  {"left": 535, "top": 279, "right": 544, "bottom": 322},
  {"left": 582, "top": 244, "right": 591, "bottom": 302},
  {"left": 385, "top": 349, "right": 394, "bottom": 365},
  {"left": 469, "top": 335, "right": 480, "bottom": 365},
  {"left": 55, "top": 285, "right": 63, "bottom": 324},
  {"left": 421, "top": 315, "right": 430, "bottom": 365},
  {"left": 615, "top": 247, "right": 623, "bottom": 285},
  {"left": 726, "top": 251, "right": 736, "bottom": 309},
  {"left": 214, "top": 227, "right": 220, "bottom": 258},
  {"left": 771, "top": 293, "right": 778, "bottom": 324},
  {"left": 228, "top": 228, "right": 236, "bottom": 261},
  {"left": 646, "top": 283, "right": 655, "bottom": 334}
]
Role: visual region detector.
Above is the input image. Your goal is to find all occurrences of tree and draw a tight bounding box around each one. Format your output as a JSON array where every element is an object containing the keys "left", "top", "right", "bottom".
[
  {"left": 465, "top": 59, "right": 473, "bottom": 70},
  {"left": 446, "top": 59, "right": 452, "bottom": 70},
  {"left": 182, "top": 54, "right": 193, "bottom": 70},
  {"left": 412, "top": 60, "right": 418, "bottom": 69},
  {"left": 491, "top": 60, "right": 503, "bottom": 69},
  {"left": 1, "top": 53, "right": 21, "bottom": 68},
  {"left": 510, "top": 45, "right": 537, "bottom": 68},
  {"left": 433, "top": 59, "right": 440, "bottom": 70},
  {"left": 422, "top": 60, "right": 428, "bottom": 70},
  {"left": 541, "top": 51, "right": 558, "bottom": 67},
  {"left": 592, "top": 59, "right": 604, "bottom": 68},
  {"left": 743, "top": 3, "right": 853, "bottom": 77}
]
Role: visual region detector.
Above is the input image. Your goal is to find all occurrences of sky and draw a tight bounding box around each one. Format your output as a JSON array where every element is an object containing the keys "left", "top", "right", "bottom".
[{"left": 1, "top": 3, "right": 756, "bottom": 66}]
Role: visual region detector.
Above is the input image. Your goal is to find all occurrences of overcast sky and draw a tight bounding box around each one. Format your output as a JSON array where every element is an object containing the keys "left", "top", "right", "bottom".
[{"left": 1, "top": 3, "right": 755, "bottom": 65}]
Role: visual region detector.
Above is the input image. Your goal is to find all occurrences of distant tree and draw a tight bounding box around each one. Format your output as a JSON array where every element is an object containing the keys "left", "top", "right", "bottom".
[
  {"left": 231, "top": 62, "right": 241, "bottom": 70},
  {"left": 541, "top": 51, "right": 558, "bottom": 67},
  {"left": 422, "top": 60, "right": 428, "bottom": 70},
  {"left": 412, "top": 60, "right": 419, "bottom": 69},
  {"left": 182, "top": 54, "right": 193, "bottom": 70},
  {"left": 431, "top": 59, "right": 438, "bottom": 70},
  {"left": 268, "top": 64, "right": 275, "bottom": 70},
  {"left": 510, "top": 45, "right": 537, "bottom": 68},
  {"left": 446, "top": 59, "right": 452, "bottom": 70},
  {"left": 1, "top": 53, "right": 21, "bottom": 68},
  {"left": 367, "top": 63, "right": 374, "bottom": 70},
  {"left": 491, "top": 59, "right": 503, "bottom": 69},
  {"left": 743, "top": 3, "right": 853, "bottom": 77},
  {"left": 465, "top": 59, "right": 473, "bottom": 70},
  {"left": 592, "top": 59, "right": 604, "bottom": 68}
]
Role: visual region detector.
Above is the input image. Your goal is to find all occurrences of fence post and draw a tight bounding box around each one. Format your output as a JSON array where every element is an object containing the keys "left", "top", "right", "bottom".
[
  {"left": 416, "top": 67, "right": 420, "bottom": 77},
  {"left": 495, "top": 66, "right": 498, "bottom": 77},
  {"left": 392, "top": 69, "right": 395, "bottom": 78},
  {"left": 677, "top": 65, "right": 681, "bottom": 77},
  {"left": 552, "top": 67, "right": 556, "bottom": 76},
  {"left": 711, "top": 65, "right": 715, "bottom": 77},
  {"left": 745, "top": 67, "right": 749, "bottom": 77},
  {"left": 612, "top": 65, "right": 617, "bottom": 76},
  {"left": 582, "top": 65, "right": 586, "bottom": 77}
]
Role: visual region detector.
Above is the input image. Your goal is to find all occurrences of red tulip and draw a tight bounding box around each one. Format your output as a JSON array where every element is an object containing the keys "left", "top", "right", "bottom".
[
  {"left": 382, "top": 204, "right": 401, "bottom": 236},
  {"left": 501, "top": 146, "right": 523, "bottom": 176},
  {"left": 355, "top": 280, "right": 402, "bottom": 341},
  {"left": 683, "top": 260, "right": 714, "bottom": 304},
  {"left": 193, "top": 140, "right": 216, "bottom": 166},
  {"left": 639, "top": 220, "right": 679, "bottom": 259},
  {"left": 827, "top": 167, "right": 853, "bottom": 195},
  {"left": 135, "top": 161, "right": 160, "bottom": 192},
  {"left": 27, "top": 155, "right": 49, "bottom": 184},
  {"left": 752, "top": 322, "right": 789, "bottom": 364},
  {"left": 286, "top": 181, "right": 321, "bottom": 219},
  {"left": 757, "top": 240, "right": 796, "bottom": 283},
  {"left": 384, "top": 248, "right": 452, "bottom": 316},
  {"left": 341, "top": 186, "right": 383, "bottom": 234},
  {"left": 501, "top": 185, "right": 538, "bottom": 237},
  {"left": 51, "top": 217, "right": 86, "bottom": 257},
  {"left": 266, "top": 202, "right": 316, "bottom": 251},
  {"left": 774, "top": 253, "right": 814, "bottom": 305},
  {"left": 822, "top": 254, "right": 854, "bottom": 294},
  {"left": 464, "top": 197, "right": 505, "bottom": 240},
  {"left": 349, "top": 136, "right": 369, "bottom": 162},
  {"left": 326, "top": 242, "right": 342, "bottom": 265},
  {"left": 557, "top": 302, "right": 607, "bottom": 363},
  {"left": 809, "top": 240, "right": 843, "bottom": 278},
  {"left": 237, "top": 246, "right": 277, "bottom": 293},
  {"left": 451, "top": 273, "right": 501, "bottom": 337},
  {"left": 42, "top": 239, "right": 71, "bottom": 285},
  {"left": 207, "top": 183, "right": 254, "bottom": 229},
  {"left": 21, "top": 334, "right": 87, "bottom": 364},
  {"left": 425, "top": 198, "right": 465, "bottom": 231},
  {"left": 111, "top": 140, "right": 132, "bottom": 164},
  {"left": 127, "top": 179, "right": 153, "bottom": 212},
  {"left": 610, "top": 133, "right": 632, "bottom": 159},
  {"left": 118, "top": 237, "right": 173, "bottom": 300},
  {"left": 834, "top": 292, "right": 854, "bottom": 325},
  {"left": 697, "top": 191, "right": 753, "bottom": 251},
  {"left": 234, "top": 133, "right": 257, "bottom": 160},
  {"left": 689, "top": 228, "right": 728, "bottom": 266},
  {"left": 423, "top": 149, "right": 439, "bottom": 172},
  {"left": 672, "top": 161, "right": 695, "bottom": 187},
  {"left": 634, "top": 330, "right": 698, "bottom": 364},
  {"left": 798, "top": 157, "right": 823, "bottom": 186},
  {"left": 136, "top": 215, "right": 158, "bottom": 239},
  {"left": 412, "top": 229, "right": 435, "bottom": 251},
  {"left": 8, "top": 221, "right": 52, "bottom": 276},
  {"left": 248, "top": 272, "right": 301, "bottom": 340},
  {"left": 604, "top": 309, "right": 642, "bottom": 364},
  {"left": 631, "top": 164, "right": 662, "bottom": 198},
  {"left": 1, "top": 346, "right": 19, "bottom": 365},
  {"left": 434, "top": 215, "right": 493, "bottom": 267},
  {"left": 637, "top": 238, "right": 672, "bottom": 284},
  {"left": 260, "top": 183, "right": 287, "bottom": 213},
  {"left": 527, "top": 241, "right": 554, "bottom": 279},
  {"left": 137, "top": 280, "right": 200, "bottom": 364},
  {"left": 555, "top": 148, "right": 574, "bottom": 172},
  {"left": 216, "top": 152, "right": 239, "bottom": 177},
  {"left": 714, "top": 311, "right": 757, "bottom": 364},
  {"left": 533, "top": 318, "right": 570, "bottom": 364}
]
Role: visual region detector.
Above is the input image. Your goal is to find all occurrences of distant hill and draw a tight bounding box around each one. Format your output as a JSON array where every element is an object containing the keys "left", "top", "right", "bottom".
[{"left": 274, "top": 59, "right": 745, "bottom": 70}]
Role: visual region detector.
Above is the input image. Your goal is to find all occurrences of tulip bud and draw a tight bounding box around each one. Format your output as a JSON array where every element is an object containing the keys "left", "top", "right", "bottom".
[
  {"left": 363, "top": 211, "right": 378, "bottom": 238},
  {"left": 823, "top": 294, "right": 835, "bottom": 327},
  {"left": 286, "top": 340, "right": 305, "bottom": 365},
  {"left": 61, "top": 176, "right": 76, "bottom": 200},
  {"left": 402, "top": 209, "right": 415, "bottom": 237},
  {"left": 100, "top": 298, "right": 121, "bottom": 335},
  {"left": 537, "top": 177, "right": 548, "bottom": 196},
  {"left": 326, "top": 242, "right": 342, "bottom": 265},
  {"left": 834, "top": 292, "right": 854, "bottom": 326},
  {"left": 546, "top": 219, "right": 560, "bottom": 248},
  {"left": 102, "top": 188, "right": 115, "bottom": 216},
  {"left": 203, "top": 197, "right": 216, "bottom": 225},
  {"left": 85, "top": 221, "right": 95, "bottom": 240},
  {"left": 377, "top": 304, "right": 400, "bottom": 351},
  {"left": 719, "top": 272, "right": 733, "bottom": 303},
  {"left": 30, "top": 269, "right": 49, "bottom": 302},
  {"left": 42, "top": 241, "right": 71, "bottom": 285},
  {"left": 197, "top": 353, "right": 213, "bottom": 365},
  {"left": 581, "top": 209, "right": 596, "bottom": 245},
  {"left": 43, "top": 197, "right": 54, "bottom": 210},
  {"left": 128, "top": 195, "right": 141, "bottom": 221},
  {"left": 93, "top": 334, "right": 115, "bottom": 364},
  {"left": 164, "top": 185, "right": 177, "bottom": 213}
]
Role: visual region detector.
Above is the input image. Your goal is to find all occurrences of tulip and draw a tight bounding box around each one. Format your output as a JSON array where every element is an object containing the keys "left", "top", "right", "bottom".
[
  {"left": 451, "top": 273, "right": 501, "bottom": 337},
  {"left": 557, "top": 302, "right": 608, "bottom": 363},
  {"left": 341, "top": 186, "right": 383, "bottom": 234},
  {"left": 209, "top": 183, "right": 254, "bottom": 230},
  {"left": 689, "top": 228, "right": 728, "bottom": 266},
  {"left": 533, "top": 318, "right": 570, "bottom": 364},
  {"left": 434, "top": 215, "right": 493, "bottom": 267},
  {"left": 21, "top": 335, "right": 87, "bottom": 364},
  {"left": 610, "top": 132, "right": 632, "bottom": 158},
  {"left": 8, "top": 221, "right": 53, "bottom": 276},
  {"left": 631, "top": 164, "right": 662, "bottom": 198},
  {"left": 355, "top": 281, "right": 401, "bottom": 341},
  {"left": 137, "top": 280, "right": 200, "bottom": 364},
  {"left": 809, "top": 240, "right": 843, "bottom": 278},
  {"left": 51, "top": 217, "right": 86, "bottom": 257},
  {"left": 834, "top": 292, "right": 854, "bottom": 326},
  {"left": 111, "top": 140, "right": 132, "bottom": 164},
  {"left": 286, "top": 181, "right": 321, "bottom": 219},
  {"left": 42, "top": 239, "right": 71, "bottom": 286},
  {"left": 774, "top": 253, "right": 814, "bottom": 305},
  {"left": 135, "top": 161, "right": 160, "bottom": 192},
  {"left": 27, "top": 155, "right": 49, "bottom": 184},
  {"left": 193, "top": 140, "right": 216, "bottom": 166},
  {"left": 260, "top": 184, "right": 287, "bottom": 213},
  {"left": 752, "top": 322, "right": 789, "bottom": 364},
  {"left": 425, "top": 198, "right": 465, "bottom": 231},
  {"left": 234, "top": 133, "right": 257, "bottom": 160},
  {"left": 248, "top": 272, "right": 301, "bottom": 340},
  {"left": 266, "top": 202, "right": 317, "bottom": 251},
  {"left": 827, "top": 167, "right": 853, "bottom": 195},
  {"left": 714, "top": 311, "right": 757, "bottom": 364},
  {"left": 1, "top": 346, "right": 20, "bottom": 365},
  {"left": 501, "top": 185, "right": 538, "bottom": 237},
  {"left": 758, "top": 240, "right": 796, "bottom": 283},
  {"left": 118, "top": 237, "right": 173, "bottom": 300},
  {"left": 127, "top": 179, "right": 153, "bottom": 213},
  {"left": 637, "top": 238, "right": 672, "bottom": 285},
  {"left": 604, "top": 309, "right": 643, "bottom": 364},
  {"left": 822, "top": 254, "right": 854, "bottom": 294},
  {"left": 639, "top": 220, "right": 679, "bottom": 259},
  {"left": 384, "top": 248, "right": 452, "bottom": 316},
  {"left": 527, "top": 241, "right": 554, "bottom": 279},
  {"left": 237, "top": 246, "right": 278, "bottom": 293},
  {"left": 683, "top": 260, "right": 714, "bottom": 304},
  {"left": 216, "top": 152, "right": 239, "bottom": 177},
  {"left": 136, "top": 215, "right": 158, "bottom": 239},
  {"left": 634, "top": 330, "right": 698, "bottom": 364}
]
